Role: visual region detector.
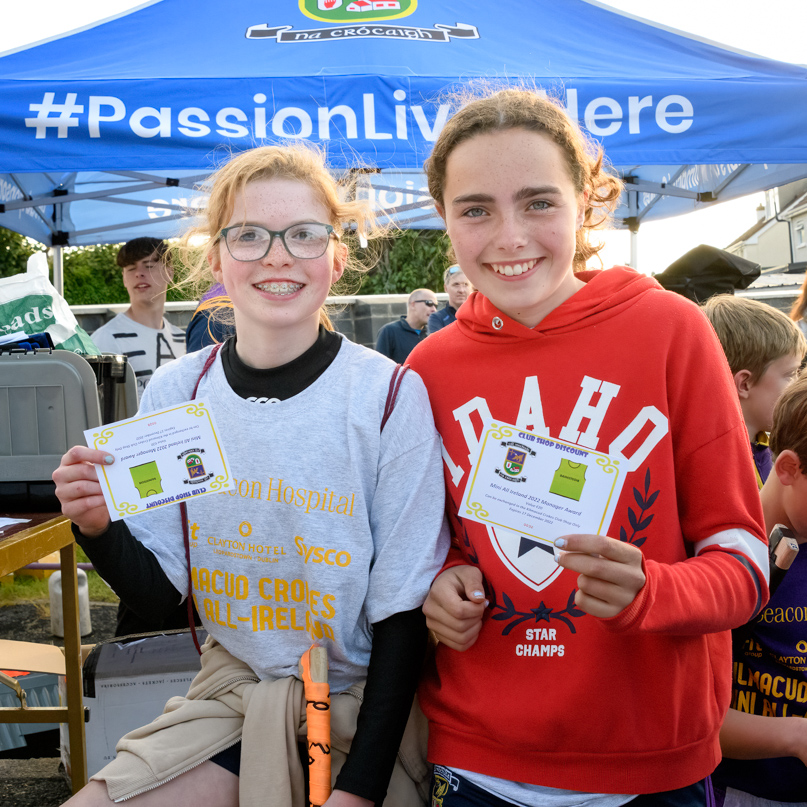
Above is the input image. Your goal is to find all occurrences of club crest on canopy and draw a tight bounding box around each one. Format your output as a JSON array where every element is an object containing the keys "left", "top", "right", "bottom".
[{"left": 301, "top": 0, "right": 416, "bottom": 24}]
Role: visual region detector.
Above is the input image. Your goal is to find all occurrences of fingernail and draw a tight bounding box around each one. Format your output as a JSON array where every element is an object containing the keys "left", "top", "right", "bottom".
[
  {"left": 472, "top": 590, "right": 485, "bottom": 599},
  {"left": 484, "top": 599, "right": 490, "bottom": 608},
  {"left": 104, "top": 455, "right": 114, "bottom": 465},
  {"left": 554, "top": 550, "right": 566, "bottom": 564},
  {"left": 554, "top": 538, "right": 566, "bottom": 549}
]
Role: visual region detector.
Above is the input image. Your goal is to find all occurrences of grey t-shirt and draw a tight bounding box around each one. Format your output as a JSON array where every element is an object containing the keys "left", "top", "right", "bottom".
[{"left": 124, "top": 337, "right": 449, "bottom": 692}]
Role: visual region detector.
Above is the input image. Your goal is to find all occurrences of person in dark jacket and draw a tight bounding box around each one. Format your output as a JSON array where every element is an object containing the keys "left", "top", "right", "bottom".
[
  {"left": 185, "top": 282, "right": 235, "bottom": 352},
  {"left": 427, "top": 265, "right": 471, "bottom": 334},
  {"left": 376, "top": 288, "right": 437, "bottom": 362}
]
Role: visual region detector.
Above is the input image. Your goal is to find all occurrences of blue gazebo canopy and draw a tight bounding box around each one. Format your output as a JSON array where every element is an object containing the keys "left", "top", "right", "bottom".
[{"left": 0, "top": 0, "right": 805, "bottom": 246}]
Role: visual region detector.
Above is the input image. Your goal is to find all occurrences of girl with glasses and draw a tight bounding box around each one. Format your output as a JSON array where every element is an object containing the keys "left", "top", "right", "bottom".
[
  {"left": 406, "top": 88, "right": 769, "bottom": 807},
  {"left": 53, "top": 144, "right": 448, "bottom": 807}
]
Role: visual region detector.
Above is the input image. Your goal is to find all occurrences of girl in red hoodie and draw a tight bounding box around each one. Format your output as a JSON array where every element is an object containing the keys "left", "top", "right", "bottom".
[{"left": 406, "top": 88, "right": 769, "bottom": 807}]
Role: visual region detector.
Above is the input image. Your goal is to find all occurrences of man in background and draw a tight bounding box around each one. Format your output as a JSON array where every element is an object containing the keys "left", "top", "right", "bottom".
[
  {"left": 376, "top": 287, "right": 438, "bottom": 363},
  {"left": 91, "top": 237, "right": 186, "bottom": 400},
  {"left": 428, "top": 265, "right": 471, "bottom": 334}
]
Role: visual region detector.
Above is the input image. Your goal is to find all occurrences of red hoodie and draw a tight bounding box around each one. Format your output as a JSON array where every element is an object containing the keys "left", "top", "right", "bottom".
[{"left": 407, "top": 267, "right": 768, "bottom": 795}]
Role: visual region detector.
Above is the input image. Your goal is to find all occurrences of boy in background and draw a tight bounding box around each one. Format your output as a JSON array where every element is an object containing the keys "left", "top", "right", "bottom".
[
  {"left": 702, "top": 295, "right": 805, "bottom": 487},
  {"left": 714, "top": 374, "right": 807, "bottom": 804},
  {"left": 92, "top": 237, "right": 186, "bottom": 400}
]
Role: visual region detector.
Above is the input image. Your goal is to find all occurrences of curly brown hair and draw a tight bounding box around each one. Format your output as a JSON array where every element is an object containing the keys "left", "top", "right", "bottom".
[{"left": 425, "top": 87, "right": 623, "bottom": 269}]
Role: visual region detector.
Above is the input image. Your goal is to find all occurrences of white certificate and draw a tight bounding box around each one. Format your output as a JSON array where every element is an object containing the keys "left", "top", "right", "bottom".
[
  {"left": 85, "top": 400, "right": 232, "bottom": 521},
  {"left": 460, "top": 422, "right": 625, "bottom": 552}
]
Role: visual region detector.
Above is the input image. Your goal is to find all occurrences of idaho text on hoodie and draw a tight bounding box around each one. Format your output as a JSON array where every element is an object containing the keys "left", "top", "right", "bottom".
[{"left": 407, "top": 267, "right": 768, "bottom": 794}]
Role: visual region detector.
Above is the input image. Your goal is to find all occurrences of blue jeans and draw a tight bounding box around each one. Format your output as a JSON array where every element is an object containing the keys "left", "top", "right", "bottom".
[{"left": 430, "top": 768, "right": 715, "bottom": 807}]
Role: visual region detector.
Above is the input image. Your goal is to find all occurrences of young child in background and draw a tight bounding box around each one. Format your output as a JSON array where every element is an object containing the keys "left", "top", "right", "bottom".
[
  {"left": 714, "top": 373, "right": 807, "bottom": 805},
  {"left": 406, "top": 88, "right": 769, "bottom": 806},
  {"left": 53, "top": 144, "right": 448, "bottom": 807},
  {"left": 702, "top": 295, "right": 805, "bottom": 487}
]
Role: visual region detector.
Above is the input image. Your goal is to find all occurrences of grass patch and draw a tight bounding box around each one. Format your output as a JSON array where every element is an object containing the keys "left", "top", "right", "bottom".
[{"left": 0, "top": 546, "right": 119, "bottom": 606}]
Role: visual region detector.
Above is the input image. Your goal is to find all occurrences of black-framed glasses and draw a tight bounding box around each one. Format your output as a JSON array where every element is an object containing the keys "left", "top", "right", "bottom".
[
  {"left": 413, "top": 299, "right": 438, "bottom": 308},
  {"left": 220, "top": 222, "right": 335, "bottom": 261}
]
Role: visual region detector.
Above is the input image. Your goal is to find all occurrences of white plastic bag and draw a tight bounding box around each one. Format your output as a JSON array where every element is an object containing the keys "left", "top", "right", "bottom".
[{"left": 0, "top": 254, "right": 99, "bottom": 353}]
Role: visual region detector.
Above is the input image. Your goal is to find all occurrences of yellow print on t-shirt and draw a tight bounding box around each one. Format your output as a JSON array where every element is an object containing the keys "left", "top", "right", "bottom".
[
  {"left": 191, "top": 566, "right": 337, "bottom": 640},
  {"left": 188, "top": 522, "right": 287, "bottom": 563},
  {"left": 731, "top": 660, "right": 807, "bottom": 718},
  {"left": 223, "top": 477, "right": 356, "bottom": 517}
]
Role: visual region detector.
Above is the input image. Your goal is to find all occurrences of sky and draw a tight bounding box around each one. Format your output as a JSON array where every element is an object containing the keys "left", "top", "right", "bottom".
[
  {"left": 1, "top": 0, "right": 805, "bottom": 274},
  {"left": 592, "top": 0, "right": 806, "bottom": 272}
]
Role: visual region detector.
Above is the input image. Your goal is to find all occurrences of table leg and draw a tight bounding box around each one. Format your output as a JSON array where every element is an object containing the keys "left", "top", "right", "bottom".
[{"left": 60, "top": 539, "right": 87, "bottom": 793}]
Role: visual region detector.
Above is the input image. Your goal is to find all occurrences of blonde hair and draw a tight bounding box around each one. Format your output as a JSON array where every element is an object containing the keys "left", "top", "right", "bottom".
[
  {"left": 790, "top": 274, "right": 807, "bottom": 324},
  {"left": 701, "top": 295, "right": 806, "bottom": 383},
  {"left": 424, "top": 87, "right": 623, "bottom": 270},
  {"left": 171, "top": 144, "right": 381, "bottom": 330},
  {"left": 770, "top": 373, "right": 807, "bottom": 468}
]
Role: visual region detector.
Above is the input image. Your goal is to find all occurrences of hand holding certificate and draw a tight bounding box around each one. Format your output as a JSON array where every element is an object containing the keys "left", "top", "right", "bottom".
[
  {"left": 458, "top": 421, "right": 645, "bottom": 616},
  {"left": 554, "top": 533, "right": 646, "bottom": 619},
  {"left": 83, "top": 400, "right": 232, "bottom": 522},
  {"left": 460, "top": 422, "right": 626, "bottom": 554}
]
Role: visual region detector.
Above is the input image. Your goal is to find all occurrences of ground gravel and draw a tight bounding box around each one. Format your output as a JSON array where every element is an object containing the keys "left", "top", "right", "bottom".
[{"left": 0, "top": 601, "right": 118, "bottom": 807}]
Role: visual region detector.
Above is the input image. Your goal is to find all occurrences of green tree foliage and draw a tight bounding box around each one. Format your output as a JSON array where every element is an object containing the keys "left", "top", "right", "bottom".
[
  {"left": 0, "top": 227, "right": 45, "bottom": 278},
  {"left": 63, "top": 243, "right": 126, "bottom": 305},
  {"left": 358, "top": 229, "right": 452, "bottom": 294},
  {"left": 0, "top": 228, "right": 194, "bottom": 305},
  {"left": 1, "top": 225, "right": 450, "bottom": 304},
  {"left": 63, "top": 243, "right": 193, "bottom": 305}
]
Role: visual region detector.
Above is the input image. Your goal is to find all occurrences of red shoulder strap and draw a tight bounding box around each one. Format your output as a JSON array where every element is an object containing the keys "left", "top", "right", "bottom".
[
  {"left": 191, "top": 342, "right": 222, "bottom": 398},
  {"left": 381, "top": 364, "right": 409, "bottom": 432},
  {"left": 183, "top": 343, "right": 222, "bottom": 656}
]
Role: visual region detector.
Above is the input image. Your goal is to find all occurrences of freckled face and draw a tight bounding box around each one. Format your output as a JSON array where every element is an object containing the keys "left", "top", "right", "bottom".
[
  {"left": 745, "top": 353, "right": 803, "bottom": 436},
  {"left": 210, "top": 178, "right": 344, "bottom": 348},
  {"left": 439, "top": 128, "right": 586, "bottom": 328}
]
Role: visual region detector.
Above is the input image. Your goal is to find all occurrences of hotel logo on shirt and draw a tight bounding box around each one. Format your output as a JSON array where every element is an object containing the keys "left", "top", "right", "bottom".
[{"left": 245, "top": 0, "right": 478, "bottom": 43}]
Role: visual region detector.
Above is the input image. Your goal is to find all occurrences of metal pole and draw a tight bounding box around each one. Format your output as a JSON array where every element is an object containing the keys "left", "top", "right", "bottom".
[
  {"left": 52, "top": 245, "right": 64, "bottom": 296},
  {"left": 630, "top": 229, "right": 638, "bottom": 271}
]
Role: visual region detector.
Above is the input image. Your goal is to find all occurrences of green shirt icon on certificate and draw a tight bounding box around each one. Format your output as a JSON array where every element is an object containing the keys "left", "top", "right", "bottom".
[
  {"left": 549, "top": 459, "right": 587, "bottom": 501},
  {"left": 130, "top": 461, "right": 163, "bottom": 498}
]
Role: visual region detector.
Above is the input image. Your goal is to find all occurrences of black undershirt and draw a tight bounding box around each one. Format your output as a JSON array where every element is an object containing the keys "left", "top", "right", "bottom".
[
  {"left": 75, "top": 329, "right": 426, "bottom": 805},
  {"left": 219, "top": 326, "right": 342, "bottom": 401}
]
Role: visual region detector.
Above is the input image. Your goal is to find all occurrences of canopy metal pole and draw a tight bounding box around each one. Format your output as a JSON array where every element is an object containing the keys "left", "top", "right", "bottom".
[
  {"left": 52, "top": 245, "right": 64, "bottom": 297},
  {"left": 627, "top": 189, "right": 639, "bottom": 271}
]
